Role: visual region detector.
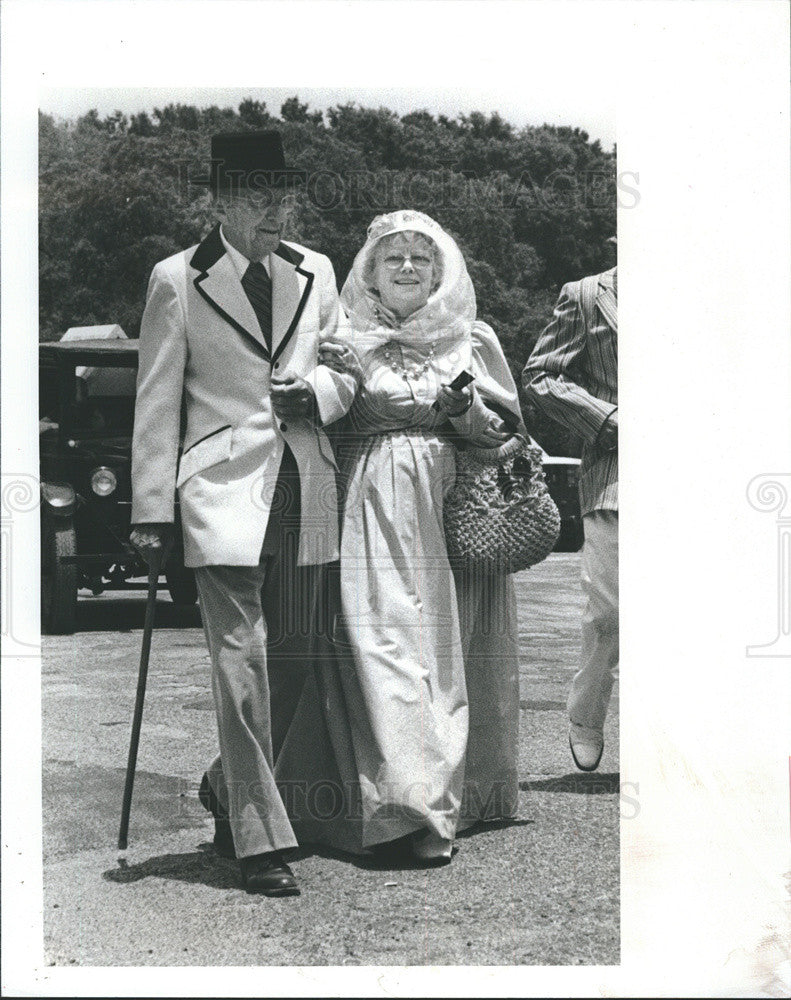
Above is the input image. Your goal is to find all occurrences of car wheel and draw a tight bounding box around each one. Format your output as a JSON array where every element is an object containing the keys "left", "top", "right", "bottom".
[
  {"left": 41, "top": 513, "right": 78, "bottom": 634},
  {"left": 165, "top": 560, "right": 198, "bottom": 606}
]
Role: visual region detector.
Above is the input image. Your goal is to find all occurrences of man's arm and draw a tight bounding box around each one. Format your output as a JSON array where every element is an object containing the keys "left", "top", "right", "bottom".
[
  {"left": 522, "top": 282, "right": 617, "bottom": 445},
  {"left": 303, "top": 256, "right": 357, "bottom": 426},
  {"left": 130, "top": 262, "right": 187, "bottom": 560}
]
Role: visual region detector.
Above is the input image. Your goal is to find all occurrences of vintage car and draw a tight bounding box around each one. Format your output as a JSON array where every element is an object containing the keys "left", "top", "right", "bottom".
[
  {"left": 539, "top": 450, "right": 584, "bottom": 552},
  {"left": 39, "top": 337, "right": 196, "bottom": 634}
]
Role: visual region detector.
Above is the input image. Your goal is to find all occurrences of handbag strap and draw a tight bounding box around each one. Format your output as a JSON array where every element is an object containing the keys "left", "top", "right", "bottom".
[{"left": 464, "top": 433, "right": 527, "bottom": 465}]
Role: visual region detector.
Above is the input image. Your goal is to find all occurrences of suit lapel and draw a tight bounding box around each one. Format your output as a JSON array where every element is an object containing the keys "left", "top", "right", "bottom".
[
  {"left": 190, "top": 224, "right": 270, "bottom": 360},
  {"left": 270, "top": 243, "right": 314, "bottom": 366},
  {"left": 596, "top": 268, "right": 618, "bottom": 334}
]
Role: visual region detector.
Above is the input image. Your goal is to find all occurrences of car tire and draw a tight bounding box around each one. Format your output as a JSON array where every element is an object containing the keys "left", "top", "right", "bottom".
[
  {"left": 41, "top": 513, "right": 78, "bottom": 634},
  {"left": 165, "top": 560, "right": 198, "bottom": 606}
]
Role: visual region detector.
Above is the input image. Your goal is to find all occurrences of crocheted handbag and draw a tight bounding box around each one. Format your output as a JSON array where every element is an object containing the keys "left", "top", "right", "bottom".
[{"left": 444, "top": 434, "right": 561, "bottom": 573}]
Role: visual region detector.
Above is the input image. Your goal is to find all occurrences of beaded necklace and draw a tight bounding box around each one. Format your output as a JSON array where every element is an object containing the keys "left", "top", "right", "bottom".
[{"left": 383, "top": 343, "right": 436, "bottom": 382}]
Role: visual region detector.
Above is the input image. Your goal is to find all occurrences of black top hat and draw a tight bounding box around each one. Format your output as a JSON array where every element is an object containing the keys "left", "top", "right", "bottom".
[{"left": 191, "top": 131, "right": 305, "bottom": 192}]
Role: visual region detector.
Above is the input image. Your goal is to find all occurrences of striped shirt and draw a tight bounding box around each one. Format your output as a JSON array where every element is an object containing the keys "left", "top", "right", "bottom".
[{"left": 522, "top": 268, "right": 618, "bottom": 515}]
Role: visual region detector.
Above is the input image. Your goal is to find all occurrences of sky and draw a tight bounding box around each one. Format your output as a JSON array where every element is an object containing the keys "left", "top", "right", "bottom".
[{"left": 39, "top": 86, "right": 616, "bottom": 150}]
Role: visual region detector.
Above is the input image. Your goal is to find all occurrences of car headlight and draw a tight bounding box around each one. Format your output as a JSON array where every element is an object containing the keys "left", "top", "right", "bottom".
[{"left": 91, "top": 466, "right": 117, "bottom": 497}]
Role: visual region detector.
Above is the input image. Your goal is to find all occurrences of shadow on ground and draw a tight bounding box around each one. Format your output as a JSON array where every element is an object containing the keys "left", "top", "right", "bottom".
[
  {"left": 102, "top": 818, "right": 539, "bottom": 891},
  {"left": 44, "top": 765, "right": 206, "bottom": 856},
  {"left": 104, "top": 847, "right": 241, "bottom": 890},
  {"left": 73, "top": 595, "right": 201, "bottom": 633},
  {"left": 519, "top": 772, "right": 621, "bottom": 795},
  {"left": 520, "top": 772, "right": 620, "bottom": 794}
]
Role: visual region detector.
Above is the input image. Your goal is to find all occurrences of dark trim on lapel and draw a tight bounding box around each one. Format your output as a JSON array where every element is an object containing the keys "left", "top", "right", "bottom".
[
  {"left": 271, "top": 242, "right": 314, "bottom": 366},
  {"left": 189, "top": 222, "right": 225, "bottom": 272},
  {"left": 189, "top": 224, "right": 272, "bottom": 362}
]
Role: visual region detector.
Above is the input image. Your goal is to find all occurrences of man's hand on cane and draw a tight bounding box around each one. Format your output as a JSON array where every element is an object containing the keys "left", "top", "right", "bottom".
[{"left": 130, "top": 523, "right": 174, "bottom": 567}]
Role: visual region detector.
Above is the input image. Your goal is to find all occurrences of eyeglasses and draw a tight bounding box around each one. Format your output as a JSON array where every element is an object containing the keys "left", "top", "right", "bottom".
[{"left": 381, "top": 253, "right": 433, "bottom": 270}]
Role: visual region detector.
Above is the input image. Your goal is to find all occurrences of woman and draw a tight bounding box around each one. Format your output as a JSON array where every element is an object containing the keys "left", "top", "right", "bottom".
[{"left": 275, "top": 210, "right": 523, "bottom": 862}]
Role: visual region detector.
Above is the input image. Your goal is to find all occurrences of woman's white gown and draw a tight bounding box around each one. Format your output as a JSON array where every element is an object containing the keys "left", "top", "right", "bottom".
[
  {"left": 274, "top": 325, "right": 521, "bottom": 853},
  {"left": 336, "top": 347, "right": 468, "bottom": 845}
]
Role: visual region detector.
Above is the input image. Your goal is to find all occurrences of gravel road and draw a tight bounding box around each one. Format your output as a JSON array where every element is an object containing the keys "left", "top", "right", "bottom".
[{"left": 42, "top": 552, "right": 619, "bottom": 966}]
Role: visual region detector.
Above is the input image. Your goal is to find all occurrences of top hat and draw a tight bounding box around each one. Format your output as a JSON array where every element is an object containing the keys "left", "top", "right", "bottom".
[{"left": 191, "top": 131, "right": 305, "bottom": 193}]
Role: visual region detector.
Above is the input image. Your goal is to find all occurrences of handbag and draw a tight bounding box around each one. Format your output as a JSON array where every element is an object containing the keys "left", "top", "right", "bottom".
[{"left": 443, "top": 434, "right": 561, "bottom": 573}]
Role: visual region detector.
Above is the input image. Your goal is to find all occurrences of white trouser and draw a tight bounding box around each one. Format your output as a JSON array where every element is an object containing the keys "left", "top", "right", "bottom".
[{"left": 567, "top": 509, "right": 619, "bottom": 733}]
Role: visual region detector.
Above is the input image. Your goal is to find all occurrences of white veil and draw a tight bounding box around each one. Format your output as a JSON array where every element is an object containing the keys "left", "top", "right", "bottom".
[
  {"left": 337, "top": 209, "right": 523, "bottom": 430},
  {"left": 338, "top": 210, "right": 476, "bottom": 371}
]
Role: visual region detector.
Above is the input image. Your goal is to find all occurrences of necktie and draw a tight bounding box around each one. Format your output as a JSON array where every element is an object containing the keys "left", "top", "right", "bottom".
[{"left": 241, "top": 260, "right": 272, "bottom": 352}]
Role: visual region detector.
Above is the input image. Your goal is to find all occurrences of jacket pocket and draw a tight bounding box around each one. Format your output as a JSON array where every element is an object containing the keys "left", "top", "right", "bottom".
[{"left": 176, "top": 425, "right": 232, "bottom": 487}]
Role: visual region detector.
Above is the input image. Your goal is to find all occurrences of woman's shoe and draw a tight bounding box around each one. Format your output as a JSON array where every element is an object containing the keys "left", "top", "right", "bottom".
[{"left": 411, "top": 829, "right": 454, "bottom": 865}]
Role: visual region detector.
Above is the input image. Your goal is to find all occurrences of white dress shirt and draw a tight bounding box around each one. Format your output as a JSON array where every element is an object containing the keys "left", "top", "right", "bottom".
[{"left": 219, "top": 226, "right": 271, "bottom": 280}]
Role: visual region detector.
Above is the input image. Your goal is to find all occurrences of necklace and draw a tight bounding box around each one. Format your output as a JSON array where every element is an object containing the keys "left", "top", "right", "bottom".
[{"left": 383, "top": 343, "right": 436, "bottom": 382}]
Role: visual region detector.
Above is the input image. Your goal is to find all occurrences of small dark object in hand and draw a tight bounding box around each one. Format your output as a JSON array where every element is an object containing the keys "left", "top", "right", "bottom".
[{"left": 431, "top": 369, "right": 475, "bottom": 411}]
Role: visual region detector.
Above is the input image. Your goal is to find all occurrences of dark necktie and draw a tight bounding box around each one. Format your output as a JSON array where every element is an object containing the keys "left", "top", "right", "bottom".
[{"left": 241, "top": 260, "right": 272, "bottom": 352}]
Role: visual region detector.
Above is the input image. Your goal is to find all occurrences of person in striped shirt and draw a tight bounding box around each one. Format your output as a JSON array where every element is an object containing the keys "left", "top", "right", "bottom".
[{"left": 523, "top": 260, "right": 618, "bottom": 772}]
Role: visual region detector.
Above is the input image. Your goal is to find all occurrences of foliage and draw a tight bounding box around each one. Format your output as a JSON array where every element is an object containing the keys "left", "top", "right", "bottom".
[{"left": 39, "top": 98, "right": 617, "bottom": 454}]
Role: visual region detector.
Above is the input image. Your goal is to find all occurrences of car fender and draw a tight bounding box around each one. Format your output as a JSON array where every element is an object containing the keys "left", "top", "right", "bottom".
[{"left": 41, "top": 481, "right": 77, "bottom": 518}]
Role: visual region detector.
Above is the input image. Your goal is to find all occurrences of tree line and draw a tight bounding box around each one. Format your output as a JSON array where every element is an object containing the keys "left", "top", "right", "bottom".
[{"left": 39, "top": 97, "right": 617, "bottom": 454}]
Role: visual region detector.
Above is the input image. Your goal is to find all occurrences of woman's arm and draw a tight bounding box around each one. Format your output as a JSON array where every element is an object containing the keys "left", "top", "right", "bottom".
[{"left": 447, "top": 319, "right": 525, "bottom": 446}]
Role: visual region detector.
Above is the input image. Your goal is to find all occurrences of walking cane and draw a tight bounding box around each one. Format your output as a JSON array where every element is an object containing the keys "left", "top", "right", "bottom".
[{"left": 118, "top": 546, "right": 163, "bottom": 850}]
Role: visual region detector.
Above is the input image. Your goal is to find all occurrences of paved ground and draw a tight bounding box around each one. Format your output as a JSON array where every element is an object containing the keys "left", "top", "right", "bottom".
[{"left": 41, "top": 552, "right": 619, "bottom": 966}]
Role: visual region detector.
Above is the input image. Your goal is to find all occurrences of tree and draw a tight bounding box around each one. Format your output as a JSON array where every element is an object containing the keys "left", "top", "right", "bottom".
[
  {"left": 238, "top": 99, "right": 272, "bottom": 130},
  {"left": 280, "top": 96, "right": 323, "bottom": 126}
]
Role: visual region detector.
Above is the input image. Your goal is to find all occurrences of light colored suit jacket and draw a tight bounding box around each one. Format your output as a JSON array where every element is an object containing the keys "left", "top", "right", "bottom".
[
  {"left": 131, "top": 224, "right": 356, "bottom": 567},
  {"left": 522, "top": 267, "right": 618, "bottom": 515}
]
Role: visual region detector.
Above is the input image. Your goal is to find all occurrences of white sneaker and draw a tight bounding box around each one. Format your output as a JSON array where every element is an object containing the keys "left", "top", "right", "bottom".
[{"left": 569, "top": 722, "right": 604, "bottom": 772}]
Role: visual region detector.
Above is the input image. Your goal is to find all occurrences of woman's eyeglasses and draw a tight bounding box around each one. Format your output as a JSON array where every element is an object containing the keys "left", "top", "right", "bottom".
[{"left": 382, "top": 254, "right": 433, "bottom": 270}]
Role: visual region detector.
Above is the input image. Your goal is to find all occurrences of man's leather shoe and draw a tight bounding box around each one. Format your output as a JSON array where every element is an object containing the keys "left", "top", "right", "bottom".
[
  {"left": 569, "top": 722, "right": 604, "bottom": 772},
  {"left": 198, "top": 772, "right": 236, "bottom": 859},
  {"left": 239, "top": 852, "right": 300, "bottom": 897}
]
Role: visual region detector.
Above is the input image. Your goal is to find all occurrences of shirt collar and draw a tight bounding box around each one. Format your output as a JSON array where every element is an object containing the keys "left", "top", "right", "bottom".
[{"left": 219, "top": 225, "right": 270, "bottom": 280}]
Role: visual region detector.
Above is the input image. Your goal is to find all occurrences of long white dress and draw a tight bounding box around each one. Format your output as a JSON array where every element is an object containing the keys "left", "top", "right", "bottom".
[
  {"left": 274, "top": 320, "right": 522, "bottom": 852},
  {"left": 335, "top": 342, "right": 468, "bottom": 845}
]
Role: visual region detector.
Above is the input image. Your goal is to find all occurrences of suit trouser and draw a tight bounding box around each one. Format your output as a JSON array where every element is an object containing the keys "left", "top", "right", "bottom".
[
  {"left": 194, "top": 448, "right": 320, "bottom": 858},
  {"left": 567, "top": 509, "right": 619, "bottom": 733}
]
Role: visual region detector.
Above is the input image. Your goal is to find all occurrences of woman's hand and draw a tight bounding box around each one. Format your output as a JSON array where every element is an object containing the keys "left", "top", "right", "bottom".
[
  {"left": 435, "top": 384, "right": 473, "bottom": 417},
  {"left": 478, "top": 414, "right": 513, "bottom": 445},
  {"left": 318, "top": 341, "right": 364, "bottom": 384}
]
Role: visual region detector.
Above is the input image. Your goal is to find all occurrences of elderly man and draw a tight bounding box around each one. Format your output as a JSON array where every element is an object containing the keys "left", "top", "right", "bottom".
[
  {"left": 130, "top": 132, "right": 355, "bottom": 895},
  {"left": 523, "top": 257, "right": 618, "bottom": 773}
]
